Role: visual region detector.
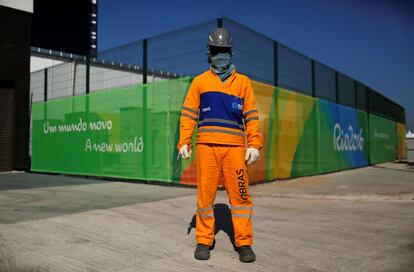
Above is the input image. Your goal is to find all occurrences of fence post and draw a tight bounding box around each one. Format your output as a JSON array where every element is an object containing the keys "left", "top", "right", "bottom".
[
  {"left": 310, "top": 59, "right": 318, "bottom": 172},
  {"left": 86, "top": 56, "right": 90, "bottom": 94},
  {"left": 366, "top": 87, "right": 371, "bottom": 165},
  {"left": 44, "top": 68, "right": 48, "bottom": 102},
  {"left": 273, "top": 41, "right": 278, "bottom": 87},
  {"left": 335, "top": 71, "right": 339, "bottom": 104},
  {"left": 143, "top": 39, "right": 148, "bottom": 84},
  {"left": 217, "top": 17, "right": 223, "bottom": 28},
  {"left": 142, "top": 39, "right": 148, "bottom": 178},
  {"left": 311, "top": 60, "right": 316, "bottom": 97},
  {"left": 354, "top": 80, "right": 358, "bottom": 109}
]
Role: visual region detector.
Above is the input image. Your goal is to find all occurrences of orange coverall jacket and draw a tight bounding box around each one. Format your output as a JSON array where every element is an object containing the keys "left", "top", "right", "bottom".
[{"left": 177, "top": 68, "right": 262, "bottom": 150}]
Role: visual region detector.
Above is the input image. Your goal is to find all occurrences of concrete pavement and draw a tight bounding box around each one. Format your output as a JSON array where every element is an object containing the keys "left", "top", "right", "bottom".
[{"left": 0, "top": 162, "right": 413, "bottom": 271}]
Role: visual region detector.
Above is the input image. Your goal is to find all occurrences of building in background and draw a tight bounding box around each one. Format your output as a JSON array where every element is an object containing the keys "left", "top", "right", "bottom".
[
  {"left": 0, "top": 0, "right": 97, "bottom": 172},
  {"left": 0, "top": 1, "right": 32, "bottom": 172}
]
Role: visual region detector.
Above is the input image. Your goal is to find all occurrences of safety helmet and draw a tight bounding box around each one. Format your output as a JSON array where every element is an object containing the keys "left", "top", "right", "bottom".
[{"left": 208, "top": 27, "right": 232, "bottom": 48}]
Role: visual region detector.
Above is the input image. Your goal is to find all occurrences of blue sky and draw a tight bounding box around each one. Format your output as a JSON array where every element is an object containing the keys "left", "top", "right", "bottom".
[{"left": 98, "top": 0, "right": 414, "bottom": 131}]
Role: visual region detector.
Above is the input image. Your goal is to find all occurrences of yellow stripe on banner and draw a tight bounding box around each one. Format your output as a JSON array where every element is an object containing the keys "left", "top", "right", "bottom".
[
  {"left": 276, "top": 92, "right": 298, "bottom": 178},
  {"left": 397, "top": 123, "right": 407, "bottom": 159},
  {"left": 276, "top": 90, "right": 316, "bottom": 178},
  {"left": 250, "top": 81, "right": 275, "bottom": 182}
]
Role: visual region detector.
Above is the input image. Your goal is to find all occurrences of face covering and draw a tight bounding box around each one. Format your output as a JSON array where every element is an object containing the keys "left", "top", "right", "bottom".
[
  {"left": 210, "top": 52, "right": 232, "bottom": 73},
  {"left": 210, "top": 52, "right": 235, "bottom": 82}
]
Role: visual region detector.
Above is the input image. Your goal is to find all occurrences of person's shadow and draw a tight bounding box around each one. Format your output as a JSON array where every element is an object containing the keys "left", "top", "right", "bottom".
[{"left": 187, "top": 203, "right": 235, "bottom": 250}]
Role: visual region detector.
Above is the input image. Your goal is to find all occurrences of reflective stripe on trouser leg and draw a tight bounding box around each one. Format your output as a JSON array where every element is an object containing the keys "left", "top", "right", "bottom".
[
  {"left": 222, "top": 145, "right": 253, "bottom": 247},
  {"left": 196, "top": 144, "right": 220, "bottom": 246}
]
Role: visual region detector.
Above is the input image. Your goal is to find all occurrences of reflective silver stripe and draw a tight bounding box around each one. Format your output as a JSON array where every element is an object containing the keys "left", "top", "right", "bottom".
[
  {"left": 232, "top": 206, "right": 253, "bottom": 211},
  {"left": 197, "top": 206, "right": 213, "bottom": 212},
  {"left": 199, "top": 118, "right": 244, "bottom": 129},
  {"left": 199, "top": 213, "right": 214, "bottom": 219},
  {"left": 181, "top": 113, "right": 198, "bottom": 121},
  {"left": 244, "top": 116, "right": 259, "bottom": 123},
  {"left": 232, "top": 213, "right": 252, "bottom": 218},
  {"left": 198, "top": 128, "right": 245, "bottom": 137},
  {"left": 244, "top": 110, "right": 258, "bottom": 117},
  {"left": 182, "top": 106, "right": 199, "bottom": 115}
]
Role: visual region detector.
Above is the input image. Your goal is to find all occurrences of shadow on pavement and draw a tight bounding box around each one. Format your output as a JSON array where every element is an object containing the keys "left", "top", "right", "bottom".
[
  {"left": 0, "top": 172, "right": 109, "bottom": 191},
  {"left": 372, "top": 164, "right": 414, "bottom": 173},
  {"left": 187, "top": 203, "right": 235, "bottom": 248},
  {"left": 0, "top": 172, "right": 194, "bottom": 225}
]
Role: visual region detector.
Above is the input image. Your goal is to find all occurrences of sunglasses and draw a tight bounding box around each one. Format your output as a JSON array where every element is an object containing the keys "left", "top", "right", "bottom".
[{"left": 208, "top": 46, "right": 232, "bottom": 55}]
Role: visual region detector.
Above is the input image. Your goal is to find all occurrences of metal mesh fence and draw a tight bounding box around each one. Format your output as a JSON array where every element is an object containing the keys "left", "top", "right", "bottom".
[
  {"left": 98, "top": 40, "right": 143, "bottom": 67},
  {"left": 356, "top": 82, "right": 367, "bottom": 111},
  {"left": 337, "top": 73, "right": 355, "bottom": 108},
  {"left": 314, "top": 61, "right": 336, "bottom": 102},
  {"left": 278, "top": 44, "right": 313, "bottom": 95},
  {"left": 147, "top": 19, "right": 216, "bottom": 77},
  {"left": 30, "top": 53, "right": 172, "bottom": 102},
  {"left": 369, "top": 89, "right": 405, "bottom": 124},
  {"left": 223, "top": 17, "right": 274, "bottom": 85},
  {"left": 47, "top": 62, "right": 74, "bottom": 100},
  {"left": 30, "top": 70, "right": 44, "bottom": 103},
  {"left": 30, "top": 16, "right": 405, "bottom": 125}
]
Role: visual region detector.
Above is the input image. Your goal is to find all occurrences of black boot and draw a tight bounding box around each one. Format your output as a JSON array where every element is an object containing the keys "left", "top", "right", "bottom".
[
  {"left": 237, "top": 245, "right": 256, "bottom": 263},
  {"left": 194, "top": 244, "right": 210, "bottom": 260}
]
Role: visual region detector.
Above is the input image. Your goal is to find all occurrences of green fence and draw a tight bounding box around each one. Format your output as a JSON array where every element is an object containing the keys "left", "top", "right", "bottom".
[
  {"left": 31, "top": 78, "right": 403, "bottom": 185},
  {"left": 369, "top": 114, "right": 397, "bottom": 164},
  {"left": 32, "top": 78, "right": 191, "bottom": 182}
]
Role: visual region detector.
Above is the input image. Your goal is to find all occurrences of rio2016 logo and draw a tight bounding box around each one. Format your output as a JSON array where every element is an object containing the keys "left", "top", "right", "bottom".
[{"left": 333, "top": 123, "right": 364, "bottom": 152}]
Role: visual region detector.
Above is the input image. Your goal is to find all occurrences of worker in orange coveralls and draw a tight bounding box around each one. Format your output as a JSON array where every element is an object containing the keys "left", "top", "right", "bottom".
[{"left": 177, "top": 27, "right": 262, "bottom": 263}]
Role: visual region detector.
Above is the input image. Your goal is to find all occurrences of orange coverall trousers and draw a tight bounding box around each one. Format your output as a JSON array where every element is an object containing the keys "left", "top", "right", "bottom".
[{"left": 196, "top": 143, "right": 253, "bottom": 247}]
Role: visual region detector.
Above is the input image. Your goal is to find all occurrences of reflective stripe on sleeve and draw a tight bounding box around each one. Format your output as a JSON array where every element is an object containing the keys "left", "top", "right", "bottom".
[
  {"left": 182, "top": 106, "right": 199, "bottom": 115},
  {"left": 244, "top": 116, "right": 259, "bottom": 123},
  {"left": 243, "top": 109, "right": 258, "bottom": 117},
  {"left": 181, "top": 113, "right": 198, "bottom": 121}
]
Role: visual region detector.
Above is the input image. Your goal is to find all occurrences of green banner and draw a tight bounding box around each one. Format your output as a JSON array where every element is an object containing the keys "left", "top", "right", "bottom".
[
  {"left": 290, "top": 98, "right": 369, "bottom": 177},
  {"left": 369, "top": 114, "right": 397, "bottom": 164},
  {"left": 31, "top": 78, "right": 401, "bottom": 184},
  {"left": 31, "top": 78, "right": 192, "bottom": 182}
]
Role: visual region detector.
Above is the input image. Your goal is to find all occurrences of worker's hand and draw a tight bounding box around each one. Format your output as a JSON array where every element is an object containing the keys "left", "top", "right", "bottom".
[
  {"left": 245, "top": 148, "right": 259, "bottom": 165},
  {"left": 179, "top": 144, "right": 192, "bottom": 159}
]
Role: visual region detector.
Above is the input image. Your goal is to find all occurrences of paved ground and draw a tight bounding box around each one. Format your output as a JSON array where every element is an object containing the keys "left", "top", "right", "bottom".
[{"left": 0, "top": 162, "right": 413, "bottom": 272}]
